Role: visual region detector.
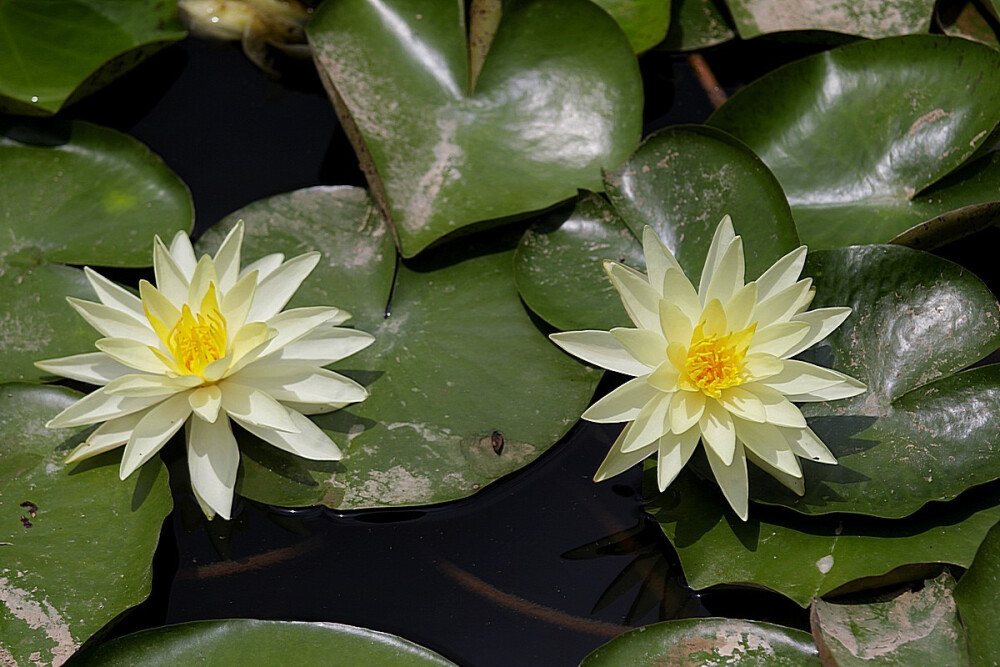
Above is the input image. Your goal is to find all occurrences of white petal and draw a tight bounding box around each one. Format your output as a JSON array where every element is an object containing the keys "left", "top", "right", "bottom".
[
  {"left": 620, "top": 392, "right": 672, "bottom": 453},
  {"left": 231, "top": 362, "right": 368, "bottom": 405},
  {"left": 46, "top": 388, "right": 166, "bottom": 429},
  {"left": 699, "top": 400, "right": 736, "bottom": 465},
  {"left": 189, "top": 385, "right": 223, "bottom": 422},
  {"left": 784, "top": 307, "right": 853, "bottom": 358},
  {"left": 96, "top": 338, "right": 171, "bottom": 374},
  {"left": 187, "top": 254, "right": 219, "bottom": 308},
  {"left": 753, "top": 279, "right": 813, "bottom": 328},
  {"left": 219, "top": 381, "right": 299, "bottom": 432},
  {"left": 67, "top": 297, "right": 157, "bottom": 345},
  {"left": 234, "top": 410, "right": 343, "bottom": 461},
  {"left": 64, "top": 410, "right": 148, "bottom": 464},
  {"left": 755, "top": 246, "right": 806, "bottom": 302},
  {"left": 246, "top": 252, "right": 321, "bottom": 323},
  {"left": 119, "top": 393, "right": 192, "bottom": 478},
  {"left": 549, "top": 331, "right": 651, "bottom": 376},
  {"left": 761, "top": 359, "right": 855, "bottom": 395},
  {"left": 656, "top": 426, "right": 700, "bottom": 491},
  {"left": 668, "top": 390, "right": 706, "bottom": 434},
  {"left": 745, "top": 447, "right": 805, "bottom": 496},
  {"left": 35, "top": 352, "right": 133, "bottom": 386},
  {"left": 187, "top": 415, "right": 240, "bottom": 520},
  {"left": 748, "top": 321, "right": 810, "bottom": 358},
  {"left": 221, "top": 270, "right": 259, "bottom": 331},
  {"left": 744, "top": 353, "right": 783, "bottom": 381},
  {"left": 698, "top": 214, "right": 736, "bottom": 298},
  {"left": 168, "top": 230, "right": 198, "bottom": 278},
  {"left": 604, "top": 261, "right": 660, "bottom": 331},
  {"left": 734, "top": 418, "right": 802, "bottom": 477},
  {"left": 104, "top": 373, "right": 202, "bottom": 398},
  {"left": 593, "top": 423, "right": 657, "bottom": 482},
  {"left": 642, "top": 226, "right": 682, "bottom": 290},
  {"left": 154, "top": 236, "right": 191, "bottom": 305},
  {"left": 744, "top": 384, "right": 807, "bottom": 428},
  {"left": 213, "top": 221, "right": 244, "bottom": 292},
  {"left": 582, "top": 376, "right": 660, "bottom": 423},
  {"left": 274, "top": 327, "right": 375, "bottom": 365},
  {"left": 256, "top": 307, "right": 342, "bottom": 359},
  {"left": 84, "top": 267, "right": 144, "bottom": 319},
  {"left": 705, "top": 439, "right": 749, "bottom": 521},
  {"left": 784, "top": 380, "right": 866, "bottom": 402},
  {"left": 703, "top": 236, "right": 745, "bottom": 305},
  {"left": 240, "top": 252, "right": 284, "bottom": 281},
  {"left": 610, "top": 327, "right": 666, "bottom": 369},
  {"left": 724, "top": 283, "right": 757, "bottom": 332},
  {"left": 658, "top": 301, "right": 693, "bottom": 346},
  {"left": 647, "top": 360, "right": 680, "bottom": 392},
  {"left": 139, "top": 280, "right": 181, "bottom": 333},
  {"left": 717, "top": 386, "right": 766, "bottom": 423},
  {"left": 783, "top": 426, "right": 837, "bottom": 464},
  {"left": 661, "top": 269, "right": 701, "bottom": 321}
]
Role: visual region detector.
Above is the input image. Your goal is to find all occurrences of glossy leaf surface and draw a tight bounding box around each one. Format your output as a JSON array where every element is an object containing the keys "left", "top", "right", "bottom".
[
  {"left": 72, "top": 619, "right": 457, "bottom": 666},
  {"left": 0, "top": 384, "right": 172, "bottom": 666},
  {"left": 955, "top": 519, "right": 1000, "bottom": 665},
  {"left": 661, "top": 0, "right": 734, "bottom": 50},
  {"left": 722, "top": 0, "right": 934, "bottom": 38},
  {"left": 752, "top": 245, "right": 1000, "bottom": 517},
  {"left": 308, "top": 0, "right": 643, "bottom": 257},
  {"left": 649, "top": 470, "right": 1000, "bottom": 607},
  {"left": 811, "top": 573, "right": 968, "bottom": 666},
  {"left": 0, "top": 120, "right": 194, "bottom": 383},
  {"left": 592, "top": 0, "right": 672, "bottom": 52},
  {"left": 197, "top": 187, "right": 600, "bottom": 510},
  {"left": 0, "top": 0, "right": 186, "bottom": 115},
  {"left": 581, "top": 618, "right": 819, "bottom": 665},
  {"left": 709, "top": 36, "right": 1000, "bottom": 249}
]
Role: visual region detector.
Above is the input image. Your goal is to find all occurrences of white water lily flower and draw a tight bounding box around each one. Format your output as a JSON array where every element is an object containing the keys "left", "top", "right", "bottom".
[
  {"left": 37, "top": 222, "right": 373, "bottom": 520},
  {"left": 550, "top": 216, "right": 865, "bottom": 520}
]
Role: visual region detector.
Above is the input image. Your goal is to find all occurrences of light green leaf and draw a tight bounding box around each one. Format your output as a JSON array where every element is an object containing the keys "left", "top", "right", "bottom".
[
  {"left": 722, "top": 0, "right": 934, "bottom": 38},
  {"left": 591, "top": 0, "right": 672, "bottom": 52},
  {"left": 955, "top": 518, "right": 1000, "bottom": 665},
  {"left": 661, "top": 0, "right": 735, "bottom": 50}
]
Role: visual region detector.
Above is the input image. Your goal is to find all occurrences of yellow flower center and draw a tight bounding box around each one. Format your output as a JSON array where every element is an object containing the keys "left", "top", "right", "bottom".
[
  {"left": 146, "top": 283, "right": 229, "bottom": 378},
  {"left": 684, "top": 322, "right": 756, "bottom": 398}
]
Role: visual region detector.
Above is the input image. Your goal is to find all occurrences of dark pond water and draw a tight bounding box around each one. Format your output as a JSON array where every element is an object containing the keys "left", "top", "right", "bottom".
[{"left": 64, "top": 36, "right": 1000, "bottom": 667}]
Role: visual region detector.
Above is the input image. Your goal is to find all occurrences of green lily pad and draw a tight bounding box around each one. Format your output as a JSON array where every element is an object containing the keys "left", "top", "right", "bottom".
[
  {"left": 0, "top": 384, "right": 172, "bottom": 666},
  {"left": 196, "top": 187, "right": 600, "bottom": 510},
  {"left": 811, "top": 573, "right": 969, "bottom": 666},
  {"left": 71, "top": 619, "right": 458, "bottom": 666},
  {"left": 722, "top": 0, "right": 934, "bottom": 38},
  {"left": 661, "top": 0, "right": 735, "bottom": 51},
  {"left": 0, "top": 120, "right": 194, "bottom": 384},
  {"left": 955, "top": 519, "right": 1000, "bottom": 665},
  {"left": 0, "top": 1, "right": 186, "bottom": 115},
  {"left": 709, "top": 36, "right": 1000, "bottom": 250},
  {"left": 592, "top": 0, "right": 672, "bottom": 52},
  {"left": 938, "top": 0, "right": 1000, "bottom": 48},
  {"left": 513, "top": 126, "right": 798, "bottom": 331},
  {"left": 648, "top": 469, "right": 1000, "bottom": 608},
  {"left": 307, "top": 0, "right": 643, "bottom": 257},
  {"left": 581, "top": 617, "right": 819, "bottom": 666},
  {"left": 750, "top": 244, "right": 1000, "bottom": 517}
]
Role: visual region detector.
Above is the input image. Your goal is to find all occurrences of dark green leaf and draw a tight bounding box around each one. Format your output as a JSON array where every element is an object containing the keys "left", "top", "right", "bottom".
[
  {"left": 955, "top": 518, "right": 1000, "bottom": 665},
  {"left": 591, "top": 0, "right": 672, "bottom": 52},
  {"left": 721, "top": 0, "right": 934, "bottom": 38},
  {"left": 661, "top": 0, "right": 735, "bottom": 51}
]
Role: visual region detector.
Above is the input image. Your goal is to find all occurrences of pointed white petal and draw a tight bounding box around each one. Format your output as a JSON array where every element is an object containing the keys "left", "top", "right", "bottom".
[
  {"left": 231, "top": 362, "right": 368, "bottom": 405},
  {"left": 234, "top": 410, "right": 343, "bottom": 461},
  {"left": 154, "top": 236, "right": 191, "bottom": 305},
  {"left": 743, "top": 384, "right": 807, "bottom": 428},
  {"left": 668, "top": 390, "right": 706, "bottom": 434},
  {"left": 96, "top": 338, "right": 171, "bottom": 374},
  {"left": 46, "top": 388, "right": 166, "bottom": 429},
  {"left": 783, "top": 426, "right": 837, "bottom": 464},
  {"left": 717, "top": 387, "right": 766, "bottom": 423},
  {"left": 656, "top": 426, "right": 700, "bottom": 491},
  {"left": 67, "top": 298, "right": 157, "bottom": 345},
  {"left": 698, "top": 215, "right": 736, "bottom": 298},
  {"left": 705, "top": 439, "right": 749, "bottom": 521},
  {"left": 35, "top": 352, "right": 133, "bottom": 386},
  {"left": 724, "top": 283, "right": 757, "bottom": 332},
  {"left": 213, "top": 221, "right": 244, "bottom": 292},
  {"left": 734, "top": 418, "right": 802, "bottom": 477},
  {"left": 219, "top": 381, "right": 299, "bottom": 432},
  {"left": 593, "top": 424, "right": 657, "bottom": 482},
  {"left": 620, "top": 392, "right": 672, "bottom": 453},
  {"left": 187, "top": 415, "right": 239, "bottom": 520},
  {"left": 245, "top": 252, "right": 321, "bottom": 323},
  {"left": 703, "top": 237, "right": 745, "bottom": 305},
  {"left": 748, "top": 321, "right": 810, "bottom": 358},
  {"left": 119, "top": 393, "right": 192, "bottom": 478},
  {"left": 84, "top": 267, "right": 144, "bottom": 319},
  {"left": 784, "top": 380, "right": 867, "bottom": 402},
  {"left": 274, "top": 327, "right": 375, "bottom": 365},
  {"left": 661, "top": 269, "right": 701, "bottom": 321},
  {"left": 189, "top": 385, "right": 223, "bottom": 423},
  {"left": 549, "top": 331, "right": 651, "bottom": 376},
  {"left": 784, "top": 307, "right": 853, "bottom": 358},
  {"left": 64, "top": 410, "right": 148, "bottom": 464},
  {"left": 610, "top": 327, "right": 666, "bottom": 369},
  {"left": 755, "top": 246, "right": 807, "bottom": 302},
  {"left": 256, "top": 307, "right": 342, "bottom": 358},
  {"left": 168, "top": 230, "right": 198, "bottom": 278},
  {"left": 753, "top": 279, "right": 813, "bottom": 328},
  {"left": 658, "top": 301, "right": 693, "bottom": 346},
  {"left": 582, "top": 376, "right": 660, "bottom": 423},
  {"left": 220, "top": 270, "right": 259, "bottom": 330},
  {"left": 104, "top": 373, "right": 202, "bottom": 398},
  {"left": 761, "top": 359, "right": 855, "bottom": 395},
  {"left": 240, "top": 253, "right": 284, "bottom": 281},
  {"left": 699, "top": 400, "right": 736, "bottom": 465},
  {"left": 642, "top": 226, "right": 682, "bottom": 290},
  {"left": 647, "top": 360, "right": 680, "bottom": 392},
  {"left": 604, "top": 261, "right": 660, "bottom": 331},
  {"left": 744, "top": 353, "right": 783, "bottom": 382},
  {"left": 745, "top": 447, "right": 805, "bottom": 496},
  {"left": 190, "top": 480, "right": 217, "bottom": 521}
]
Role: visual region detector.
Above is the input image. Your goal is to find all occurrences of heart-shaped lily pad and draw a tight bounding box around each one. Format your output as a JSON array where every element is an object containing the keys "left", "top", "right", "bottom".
[
  {"left": 307, "top": 0, "right": 643, "bottom": 257},
  {"left": 955, "top": 519, "right": 1000, "bottom": 665},
  {"left": 0, "top": 384, "right": 172, "bottom": 666},
  {"left": 196, "top": 187, "right": 600, "bottom": 510},
  {"left": 0, "top": 120, "right": 193, "bottom": 384},
  {"left": 71, "top": 619, "right": 458, "bottom": 666},
  {"left": 750, "top": 244, "right": 1000, "bottom": 517},
  {"left": 708, "top": 36, "right": 1000, "bottom": 250},
  {"left": 0, "top": 1, "right": 186, "bottom": 115},
  {"left": 592, "top": 0, "right": 672, "bottom": 52},
  {"left": 581, "top": 618, "right": 819, "bottom": 666},
  {"left": 514, "top": 126, "right": 798, "bottom": 331},
  {"left": 647, "top": 469, "right": 1000, "bottom": 607},
  {"left": 811, "top": 573, "right": 969, "bottom": 666},
  {"left": 661, "top": 0, "right": 735, "bottom": 50},
  {"left": 722, "top": 0, "right": 934, "bottom": 38}
]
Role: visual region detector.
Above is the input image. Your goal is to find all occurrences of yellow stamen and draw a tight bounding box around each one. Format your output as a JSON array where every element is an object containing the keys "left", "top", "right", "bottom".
[
  {"left": 165, "top": 284, "right": 228, "bottom": 377},
  {"left": 684, "top": 321, "right": 756, "bottom": 398}
]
